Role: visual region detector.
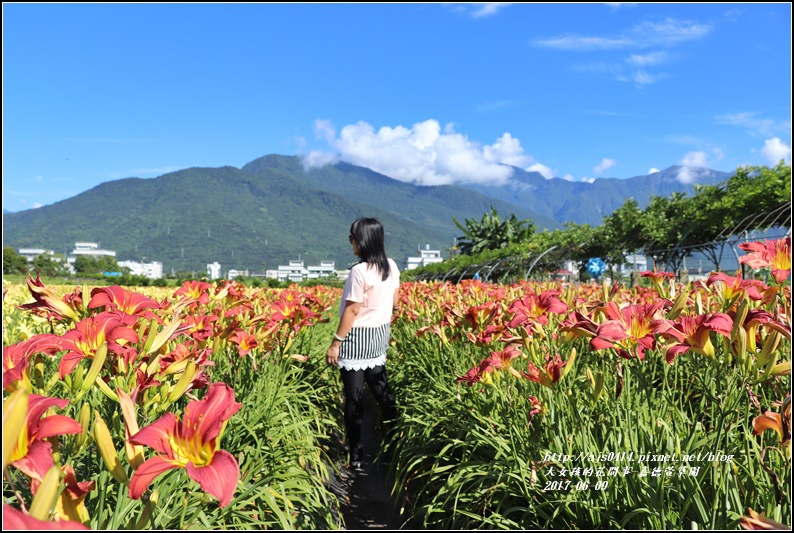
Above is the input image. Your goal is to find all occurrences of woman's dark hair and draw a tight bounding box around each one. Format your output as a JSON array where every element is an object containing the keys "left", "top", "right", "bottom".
[{"left": 350, "top": 217, "right": 391, "bottom": 281}]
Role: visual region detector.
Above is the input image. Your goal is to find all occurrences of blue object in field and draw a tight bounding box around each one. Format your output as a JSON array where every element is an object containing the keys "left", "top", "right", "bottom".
[
  {"left": 585, "top": 257, "right": 607, "bottom": 278},
  {"left": 103, "top": 271, "right": 122, "bottom": 277}
]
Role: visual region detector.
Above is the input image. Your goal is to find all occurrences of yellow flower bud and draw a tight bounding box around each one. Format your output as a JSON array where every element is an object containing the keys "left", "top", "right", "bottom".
[
  {"left": 29, "top": 465, "right": 61, "bottom": 521},
  {"left": 3, "top": 388, "right": 29, "bottom": 470},
  {"left": 75, "top": 403, "right": 91, "bottom": 448},
  {"left": 93, "top": 411, "right": 129, "bottom": 484}
]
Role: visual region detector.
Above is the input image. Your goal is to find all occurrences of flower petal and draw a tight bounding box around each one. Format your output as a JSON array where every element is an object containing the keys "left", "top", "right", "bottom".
[
  {"left": 185, "top": 449, "right": 240, "bottom": 507},
  {"left": 128, "top": 456, "right": 179, "bottom": 500},
  {"left": 129, "top": 413, "right": 178, "bottom": 456}
]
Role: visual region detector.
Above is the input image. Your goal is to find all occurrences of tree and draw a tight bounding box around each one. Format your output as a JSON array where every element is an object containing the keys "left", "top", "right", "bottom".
[
  {"left": 32, "top": 254, "right": 67, "bottom": 277},
  {"left": 3, "top": 247, "right": 29, "bottom": 275},
  {"left": 452, "top": 206, "right": 536, "bottom": 255}
]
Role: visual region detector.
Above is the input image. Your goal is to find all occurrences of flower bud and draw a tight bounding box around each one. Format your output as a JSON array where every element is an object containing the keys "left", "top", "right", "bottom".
[
  {"left": 29, "top": 465, "right": 61, "bottom": 521},
  {"left": 2, "top": 388, "right": 29, "bottom": 469},
  {"left": 93, "top": 411, "right": 129, "bottom": 484}
]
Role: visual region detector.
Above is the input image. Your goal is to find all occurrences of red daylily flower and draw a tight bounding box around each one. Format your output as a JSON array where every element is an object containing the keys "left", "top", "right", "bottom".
[
  {"left": 58, "top": 311, "right": 139, "bottom": 378},
  {"left": 17, "top": 275, "right": 81, "bottom": 322},
  {"left": 590, "top": 301, "right": 669, "bottom": 360},
  {"left": 506, "top": 289, "right": 568, "bottom": 328},
  {"left": 3, "top": 504, "right": 89, "bottom": 530},
  {"left": 3, "top": 334, "right": 64, "bottom": 390},
  {"left": 641, "top": 270, "right": 675, "bottom": 297},
  {"left": 739, "top": 508, "right": 790, "bottom": 530},
  {"left": 183, "top": 314, "right": 219, "bottom": 343},
  {"left": 521, "top": 354, "right": 567, "bottom": 387},
  {"left": 739, "top": 237, "right": 792, "bottom": 284},
  {"left": 128, "top": 382, "right": 242, "bottom": 507},
  {"left": 659, "top": 312, "right": 733, "bottom": 363},
  {"left": 706, "top": 272, "right": 766, "bottom": 306},
  {"left": 528, "top": 396, "right": 545, "bottom": 420},
  {"left": 228, "top": 329, "right": 259, "bottom": 357},
  {"left": 174, "top": 280, "right": 213, "bottom": 307},
  {"left": 7, "top": 395, "right": 82, "bottom": 482},
  {"left": 88, "top": 285, "right": 161, "bottom": 319}
]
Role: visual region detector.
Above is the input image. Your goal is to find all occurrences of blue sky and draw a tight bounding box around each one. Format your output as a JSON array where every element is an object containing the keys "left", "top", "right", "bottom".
[{"left": 3, "top": 2, "right": 791, "bottom": 213}]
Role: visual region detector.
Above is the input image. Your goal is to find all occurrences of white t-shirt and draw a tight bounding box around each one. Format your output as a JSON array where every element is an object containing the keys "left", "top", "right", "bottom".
[{"left": 340, "top": 258, "right": 400, "bottom": 328}]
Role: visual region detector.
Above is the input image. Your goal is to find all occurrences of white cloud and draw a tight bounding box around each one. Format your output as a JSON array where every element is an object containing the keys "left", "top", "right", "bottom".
[
  {"left": 302, "top": 150, "right": 338, "bottom": 170},
  {"left": 677, "top": 151, "right": 709, "bottom": 183},
  {"left": 594, "top": 158, "right": 617, "bottom": 175},
  {"left": 717, "top": 112, "right": 791, "bottom": 138},
  {"left": 314, "top": 119, "right": 337, "bottom": 144},
  {"left": 32, "top": 203, "right": 43, "bottom": 209},
  {"left": 448, "top": 3, "right": 513, "bottom": 18},
  {"left": 534, "top": 18, "right": 712, "bottom": 51},
  {"left": 471, "top": 3, "right": 513, "bottom": 18},
  {"left": 581, "top": 176, "right": 596, "bottom": 184},
  {"left": 301, "top": 119, "right": 549, "bottom": 186},
  {"left": 527, "top": 163, "right": 554, "bottom": 180},
  {"left": 648, "top": 167, "right": 661, "bottom": 174},
  {"left": 760, "top": 137, "right": 792, "bottom": 166},
  {"left": 626, "top": 51, "right": 669, "bottom": 66},
  {"left": 681, "top": 151, "right": 708, "bottom": 167}
]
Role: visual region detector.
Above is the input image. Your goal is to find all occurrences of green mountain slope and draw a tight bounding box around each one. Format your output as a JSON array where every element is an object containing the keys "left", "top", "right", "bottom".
[
  {"left": 241, "top": 155, "right": 561, "bottom": 234},
  {"left": 463, "top": 166, "right": 732, "bottom": 226},
  {"left": 2, "top": 159, "right": 553, "bottom": 274}
]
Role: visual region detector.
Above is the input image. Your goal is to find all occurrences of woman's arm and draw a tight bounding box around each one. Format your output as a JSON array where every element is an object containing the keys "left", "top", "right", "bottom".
[{"left": 326, "top": 300, "right": 361, "bottom": 366}]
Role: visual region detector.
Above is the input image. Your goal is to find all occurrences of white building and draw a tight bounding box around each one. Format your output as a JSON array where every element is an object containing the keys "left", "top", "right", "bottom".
[
  {"left": 405, "top": 244, "right": 443, "bottom": 270},
  {"left": 266, "top": 260, "right": 339, "bottom": 283},
  {"left": 118, "top": 260, "right": 164, "bottom": 279},
  {"left": 307, "top": 261, "right": 335, "bottom": 279},
  {"left": 18, "top": 248, "right": 55, "bottom": 262},
  {"left": 617, "top": 253, "right": 649, "bottom": 277},
  {"left": 227, "top": 269, "right": 249, "bottom": 279},
  {"left": 207, "top": 262, "right": 222, "bottom": 280},
  {"left": 70, "top": 242, "right": 116, "bottom": 258}
]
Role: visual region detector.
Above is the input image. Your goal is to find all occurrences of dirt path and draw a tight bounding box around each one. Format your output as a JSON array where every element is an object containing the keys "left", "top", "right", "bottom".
[{"left": 330, "top": 401, "right": 404, "bottom": 530}]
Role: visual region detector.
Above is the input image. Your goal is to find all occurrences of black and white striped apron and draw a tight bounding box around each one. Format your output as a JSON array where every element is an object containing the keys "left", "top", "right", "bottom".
[{"left": 338, "top": 322, "right": 391, "bottom": 366}]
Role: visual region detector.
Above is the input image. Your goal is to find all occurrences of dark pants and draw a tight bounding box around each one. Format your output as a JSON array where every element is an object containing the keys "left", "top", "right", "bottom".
[{"left": 339, "top": 365, "right": 398, "bottom": 454}]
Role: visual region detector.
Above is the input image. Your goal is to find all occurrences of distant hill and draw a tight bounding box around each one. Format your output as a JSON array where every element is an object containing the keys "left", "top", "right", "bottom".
[
  {"left": 2, "top": 156, "right": 556, "bottom": 274},
  {"left": 2, "top": 155, "right": 734, "bottom": 274},
  {"left": 463, "top": 166, "right": 731, "bottom": 226}
]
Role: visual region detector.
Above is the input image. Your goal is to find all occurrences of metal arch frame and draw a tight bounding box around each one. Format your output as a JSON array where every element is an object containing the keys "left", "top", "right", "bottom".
[{"left": 525, "top": 245, "right": 558, "bottom": 279}]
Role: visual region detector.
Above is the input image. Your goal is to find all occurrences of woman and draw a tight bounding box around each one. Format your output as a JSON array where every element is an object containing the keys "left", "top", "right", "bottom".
[{"left": 326, "top": 217, "right": 400, "bottom": 468}]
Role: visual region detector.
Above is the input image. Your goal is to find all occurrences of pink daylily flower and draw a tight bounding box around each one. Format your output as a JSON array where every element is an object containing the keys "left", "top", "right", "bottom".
[{"left": 739, "top": 237, "right": 792, "bottom": 284}]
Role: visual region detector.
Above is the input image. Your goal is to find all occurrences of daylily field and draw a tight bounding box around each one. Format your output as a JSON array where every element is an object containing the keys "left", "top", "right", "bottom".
[{"left": 2, "top": 237, "right": 791, "bottom": 530}]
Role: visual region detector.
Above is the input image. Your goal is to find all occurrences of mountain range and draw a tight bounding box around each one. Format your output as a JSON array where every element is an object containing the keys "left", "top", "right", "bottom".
[{"left": 2, "top": 154, "right": 731, "bottom": 274}]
